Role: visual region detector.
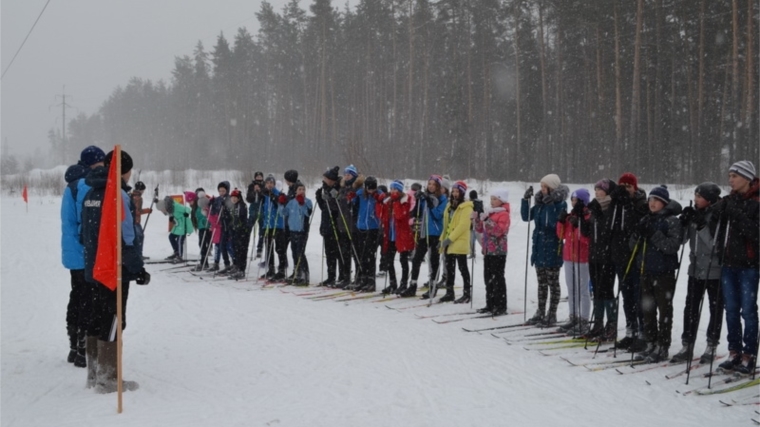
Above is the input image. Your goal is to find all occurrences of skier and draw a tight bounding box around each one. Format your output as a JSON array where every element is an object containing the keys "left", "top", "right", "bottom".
[
  {"left": 190, "top": 188, "right": 212, "bottom": 271},
  {"left": 556, "top": 188, "right": 592, "bottom": 334},
  {"left": 351, "top": 176, "right": 383, "bottom": 292},
  {"left": 439, "top": 180, "right": 474, "bottom": 304},
  {"left": 227, "top": 188, "right": 249, "bottom": 280},
  {"left": 315, "top": 166, "right": 342, "bottom": 286},
  {"left": 711, "top": 161, "right": 760, "bottom": 374},
  {"left": 283, "top": 181, "right": 313, "bottom": 286},
  {"left": 246, "top": 172, "right": 265, "bottom": 259},
  {"left": 379, "top": 180, "right": 415, "bottom": 296},
  {"left": 630, "top": 185, "right": 682, "bottom": 363},
  {"left": 521, "top": 174, "right": 569, "bottom": 326},
  {"left": 406, "top": 175, "right": 447, "bottom": 298},
  {"left": 670, "top": 182, "right": 723, "bottom": 364},
  {"left": 472, "top": 188, "right": 511, "bottom": 315}
]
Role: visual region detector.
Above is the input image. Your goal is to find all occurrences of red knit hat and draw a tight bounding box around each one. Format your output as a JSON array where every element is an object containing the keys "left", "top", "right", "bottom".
[
  {"left": 453, "top": 180, "right": 468, "bottom": 194},
  {"left": 618, "top": 173, "right": 638, "bottom": 191},
  {"left": 230, "top": 188, "right": 242, "bottom": 198}
]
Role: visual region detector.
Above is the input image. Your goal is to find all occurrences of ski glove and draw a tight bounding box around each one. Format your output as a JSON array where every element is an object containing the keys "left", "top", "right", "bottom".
[
  {"left": 329, "top": 189, "right": 339, "bottom": 199},
  {"left": 296, "top": 194, "right": 305, "bottom": 206},
  {"left": 440, "top": 238, "right": 452, "bottom": 248},
  {"left": 557, "top": 210, "right": 569, "bottom": 224},
  {"left": 523, "top": 186, "right": 534, "bottom": 200},
  {"left": 136, "top": 268, "right": 151, "bottom": 285},
  {"left": 680, "top": 206, "right": 696, "bottom": 227},
  {"left": 278, "top": 194, "right": 288, "bottom": 205}
]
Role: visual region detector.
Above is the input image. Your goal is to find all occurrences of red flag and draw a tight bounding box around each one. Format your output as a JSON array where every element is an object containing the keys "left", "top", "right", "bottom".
[
  {"left": 22, "top": 185, "right": 28, "bottom": 203},
  {"left": 93, "top": 147, "right": 123, "bottom": 291}
]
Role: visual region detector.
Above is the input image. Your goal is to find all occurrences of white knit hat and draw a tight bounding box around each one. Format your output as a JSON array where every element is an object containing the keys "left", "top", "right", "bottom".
[
  {"left": 540, "top": 174, "right": 561, "bottom": 190},
  {"left": 491, "top": 188, "right": 510, "bottom": 204}
]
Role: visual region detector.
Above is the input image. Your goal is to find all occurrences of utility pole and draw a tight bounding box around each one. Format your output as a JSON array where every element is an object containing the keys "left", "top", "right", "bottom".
[{"left": 55, "top": 85, "right": 71, "bottom": 165}]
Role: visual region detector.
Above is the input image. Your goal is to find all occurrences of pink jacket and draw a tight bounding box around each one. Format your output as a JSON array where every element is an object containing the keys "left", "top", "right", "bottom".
[
  {"left": 207, "top": 213, "right": 222, "bottom": 245},
  {"left": 556, "top": 210, "right": 590, "bottom": 263},
  {"left": 473, "top": 204, "right": 510, "bottom": 256}
]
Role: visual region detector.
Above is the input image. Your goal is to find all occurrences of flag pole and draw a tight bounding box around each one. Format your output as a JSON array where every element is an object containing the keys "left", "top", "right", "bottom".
[{"left": 115, "top": 145, "right": 123, "bottom": 413}]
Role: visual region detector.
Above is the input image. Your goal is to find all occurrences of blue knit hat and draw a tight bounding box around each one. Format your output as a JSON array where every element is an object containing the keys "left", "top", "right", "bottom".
[
  {"left": 344, "top": 164, "right": 358, "bottom": 178},
  {"left": 390, "top": 180, "right": 404, "bottom": 192},
  {"left": 649, "top": 185, "right": 670, "bottom": 204},
  {"left": 571, "top": 188, "right": 591, "bottom": 206},
  {"left": 79, "top": 145, "right": 105, "bottom": 167}
]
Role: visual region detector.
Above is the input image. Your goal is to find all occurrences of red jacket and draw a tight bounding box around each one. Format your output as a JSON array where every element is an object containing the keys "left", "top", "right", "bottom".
[
  {"left": 556, "top": 209, "right": 590, "bottom": 263},
  {"left": 380, "top": 192, "right": 415, "bottom": 253}
]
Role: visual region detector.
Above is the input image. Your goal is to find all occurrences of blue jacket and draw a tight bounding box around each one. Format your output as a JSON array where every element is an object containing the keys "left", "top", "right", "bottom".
[
  {"left": 261, "top": 189, "right": 284, "bottom": 231},
  {"left": 521, "top": 187, "right": 568, "bottom": 268},
  {"left": 353, "top": 189, "right": 382, "bottom": 231},
  {"left": 412, "top": 192, "right": 447, "bottom": 238},
  {"left": 60, "top": 164, "right": 90, "bottom": 270},
  {"left": 284, "top": 197, "right": 313, "bottom": 232}
]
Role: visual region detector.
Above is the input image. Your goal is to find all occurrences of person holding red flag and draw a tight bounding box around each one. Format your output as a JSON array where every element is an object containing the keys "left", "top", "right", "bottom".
[{"left": 81, "top": 149, "right": 149, "bottom": 393}]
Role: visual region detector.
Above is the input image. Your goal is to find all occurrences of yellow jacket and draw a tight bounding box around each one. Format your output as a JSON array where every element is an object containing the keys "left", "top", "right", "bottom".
[{"left": 441, "top": 200, "right": 473, "bottom": 255}]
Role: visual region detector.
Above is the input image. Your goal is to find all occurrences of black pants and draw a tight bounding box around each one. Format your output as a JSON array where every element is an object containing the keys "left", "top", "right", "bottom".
[
  {"left": 220, "top": 230, "right": 233, "bottom": 265},
  {"left": 681, "top": 277, "right": 723, "bottom": 346},
  {"left": 232, "top": 229, "right": 250, "bottom": 271},
  {"left": 198, "top": 229, "right": 212, "bottom": 267},
  {"left": 338, "top": 232, "right": 353, "bottom": 281},
  {"left": 88, "top": 280, "right": 130, "bottom": 342},
  {"left": 67, "top": 269, "right": 88, "bottom": 348},
  {"left": 445, "top": 253, "right": 470, "bottom": 294},
  {"left": 323, "top": 231, "right": 340, "bottom": 281},
  {"left": 265, "top": 229, "right": 289, "bottom": 274},
  {"left": 484, "top": 255, "right": 507, "bottom": 311},
  {"left": 590, "top": 262, "right": 616, "bottom": 300},
  {"left": 291, "top": 231, "right": 310, "bottom": 280},
  {"left": 356, "top": 229, "right": 379, "bottom": 280},
  {"left": 411, "top": 235, "right": 440, "bottom": 283},
  {"left": 640, "top": 272, "right": 676, "bottom": 348},
  {"left": 383, "top": 241, "right": 410, "bottom": 286}
]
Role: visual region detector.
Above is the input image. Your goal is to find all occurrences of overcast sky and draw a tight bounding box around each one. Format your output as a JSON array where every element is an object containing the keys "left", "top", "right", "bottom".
[{"left": 1, "top": 0, "right": 316, "bottom": 161}]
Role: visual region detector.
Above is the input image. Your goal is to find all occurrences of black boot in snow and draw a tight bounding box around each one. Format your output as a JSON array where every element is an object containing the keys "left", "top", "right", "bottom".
[
  {"left": 437, "top": 290, "right": 455, "bottom": 303},
  {"left": 454, "top": 294, "right": 471, "bottom": 304},
  {"left": 399, "top": 283, "right": 417, "bottom": 298},
  {"left": 382, "top": 282, "right": 398, "bottom": 296}
]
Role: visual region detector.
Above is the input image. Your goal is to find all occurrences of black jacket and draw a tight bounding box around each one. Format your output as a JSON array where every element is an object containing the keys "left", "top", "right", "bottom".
[
  {"left": 608, "top": 188, "right": 649, "bottom": 264},
  {"left": 629, "top": 200, "right": 683, "bottom": 275},
  {"left": 580, "top": 199, "right": 614, "bottom": 264},
  {"left": 710, "top": 178, "right": 760, "bottom": 269}
]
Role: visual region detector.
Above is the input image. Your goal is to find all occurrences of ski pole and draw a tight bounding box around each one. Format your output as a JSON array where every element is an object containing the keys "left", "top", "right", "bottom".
[
  {"left": 336, "top": 197, "right": 363, "bottom": 278},
  {"left": 523, "top": 191, "right": 532, "bottom": 323},
  {"left": 611, "top": 237, "right": 641, "bottom": 358},
  {"left": 143, "top": 184, "right": 159, "bottom": 230},
  {"left": 708, "top": 217, "right": 730, "bottom": 389},
  {"left": 290, "top": 200, "right": 316, "bottom": 285}
]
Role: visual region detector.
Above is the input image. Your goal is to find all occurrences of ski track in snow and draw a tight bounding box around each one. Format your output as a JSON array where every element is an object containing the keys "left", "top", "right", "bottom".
[{"left": 1, "top": 189, "right": 755, "bottom": 427}]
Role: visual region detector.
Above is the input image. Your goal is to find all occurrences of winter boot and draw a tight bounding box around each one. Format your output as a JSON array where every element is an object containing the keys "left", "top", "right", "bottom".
[
  {"left": 360, "top": 278, "right": 376, "bottom": 293},
  {"left": 437, "top": 289, "right": 456, "bottom": 303},
  {"left": 525, "top": 311, "right": 545, "bottom": 326},
  {"left": 399, "top": 282, "right": 417, "bottom": 298},
  {"left": 645, "top": 345, "right": 668, "bottom": 364},
  {"left": 477, "top": 306, "right": 493, "bottom": 314},
  {"left": 209, "top": 262, "right": 220, "bottom": 272},
  {"left": 699, "top": 345, "right": 718, "bottom": 364},
  {"left": 420, "top": 284, "right": 440, "bottom": 300},
  {"left": 454, "top": 288, "right": 471, "bottom": 304},
  {"left": 382, "top": 281, "right": 398, "bottom": 296},
  {"left": 272, "top": 271, "right": 286, "bottom": 282},
  {"left": 318, "top": 278, "right": 335, "bottom": 287},
  {"left": 595, "top": 322, "right": 617, "bottom": 343},
  {"left": 541, "top": 311, "right": 557, "bottom": 327},
  {"left": 582, "top": 320, "right": 604, "bottom": 340},
  {"left": 557, "top": 315, "right": 578, "bottom": 332},
  {"left": 718, "top": 351, "right": 743, "bottom": 371},
  {"left": 73, "top": 332, "right": 86, "bottom": 368},
  {"left": 616, "top": 331, "right": 634, "bottom": 350},
  {"left": 633, "top": 342, "right": 656, "bottom": 362},
  {"left": 629, "top": 337, "right": 649, "bottom": 353},
  {"left": 394, "top": 281, "right": 408, "bottom": 296},
  {"left": 165, "top": 253, "right": 178, "bottom": 261},
  {"left": 95, "top": 340, "right": 139, "bottom": 394},
  {"left": 491, "top": 307, "right": 508, "bottom": 317},
  {"left": 229, "top": 270, "right": 245, "bottom": 280},
  {"left": 736, "top": 354, "right": 757, "bottom": 375},
  {"left": 85, "top": 336, "right": 98, "bottom": 389},
  {"left": 218, "top": 265, "right": 233, "bottom": 275},
  {"left": 669, "top": 342, "right": 693, "bottom": 364}
]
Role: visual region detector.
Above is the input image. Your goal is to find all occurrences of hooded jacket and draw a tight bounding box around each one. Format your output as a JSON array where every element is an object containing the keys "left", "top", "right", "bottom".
[
  {"left": 61, "top": 164, "right": 90, "bottom": 270},
  {"left": 442, "top": 200, "right": 474, "bottom": 255},
  {"left": 521, "top": 185, "right": 569, "bottom": 268},
  {"left": 683, "top": 205, "right": 722, "bottom": 280},
  {"left": 353, "top": 188, "right": 382, "bottom": 231},
  {"left": 473, "top": 204, "right": 511, "bottom": 256},
  {"left": 380, "top": 192, "right": 415, "bottom": 253}
]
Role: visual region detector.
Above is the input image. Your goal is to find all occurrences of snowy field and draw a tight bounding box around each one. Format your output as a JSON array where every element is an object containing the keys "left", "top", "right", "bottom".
[{"left": 2, "top": 180, "right": 757, "bottom": 427}]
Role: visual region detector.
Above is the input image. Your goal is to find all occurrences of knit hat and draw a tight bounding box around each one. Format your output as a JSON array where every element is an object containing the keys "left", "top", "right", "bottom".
[
  {"left": 695, "top": 182, "right": 721, "bottom": 204},
  {"left": 469, "top": 190, "right": 478, "bottom": 200},
  {"left": 378, "top": 185, "right": 388, "bottom": 194},
  {"left": 452, "top": 180, "right": 467, "bottom": 194},
  {"left": 104, "top": 150, "right": 133, "bottom": 174},
  {"left": 571, "top": 188, "right": 591, "bottom": 206},
  {"left": 365, "top": 176, "right": 378, "bottom": 190},
  {"left": 254, "top": 171, "right": 264, "bottom": 179},
  {"left": 491, "top": 188, "right": 510, "bottom": 205},
  {"left": 323, "top": 166, "right": 340, "bottom": 182},
  {"left": 441, "top": 175, "right": 452, "bottom": 191},
  {"left": 344, "top": 164, "right": 358, "bottom": 178},
  {"left": 80, "top": 145, "right": 105, "bottom": 167},
  {"left": 428, "top": 174, "right": 443, "bottom": 187},
  {"left": 390, "top": 180, "right": 404, "bottom": 192},
  {"left": 618, "top": 173, "right": 638, "bottom": 191},
  {"left": 265, "top": 174, "right": 276, "bottom": 184},
  {"left": 184, "top": 191, "right": 197, "bottom": 203},
  {"left": 649, "top": 185, "right": 670, "bottom": 204},
  {"left": 230, "top": 188, "right": 242, "bottom": 198},
  {"left": 729, "top": 160, "right": 756, "bottom": 181},
  {"left": 540, "top": 174, "right": 561, "bottom": 190},
  {"left": 411, "top": 182, "right": 422, "bottom": 192},
  {"left": 594, "top": 178, "right": 615, "bottom": 195},
  {"left": 284, "top": 169, "right": 299, "bottom": 184}
]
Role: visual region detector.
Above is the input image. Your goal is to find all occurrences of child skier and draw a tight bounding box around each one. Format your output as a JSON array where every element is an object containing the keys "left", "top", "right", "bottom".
[
  {"left": 472, "top": 188, "right": 511, "bottom": 315},
  {"left": 556, "top": 188, "right": 591, "bottom": 334},
  {"left": 283, "top": 182, "right": 313, "bottom": 285},
  {"left": 228, "top": 189, "right": 249, "bottom": 280},
  {"left": 380, "top": 180, "right": 415, "bottom": 295},
  {"left": 439, "top": 180, "right": 474, "bottom": 303}
]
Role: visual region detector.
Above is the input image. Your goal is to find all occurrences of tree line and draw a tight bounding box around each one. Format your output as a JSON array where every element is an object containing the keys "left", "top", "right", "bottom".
[{"left": 59, "top": 0, "right": 758, "bottom": 185}]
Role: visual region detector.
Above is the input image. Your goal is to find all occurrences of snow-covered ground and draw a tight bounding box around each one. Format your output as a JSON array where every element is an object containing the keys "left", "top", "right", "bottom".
[{"left": 2, "top": 181, "right": 757, "bottom": 427}]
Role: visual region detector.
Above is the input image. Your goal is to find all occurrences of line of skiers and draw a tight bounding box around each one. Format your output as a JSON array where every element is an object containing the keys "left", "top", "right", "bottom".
[{"left": 61, "top": 146, "right": 759, "bottom": 394}]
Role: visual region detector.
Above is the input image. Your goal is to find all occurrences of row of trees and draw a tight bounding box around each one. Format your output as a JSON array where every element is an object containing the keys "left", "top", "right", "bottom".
[{"left": 62, "top": 0, "right": 758, "bottom": 184}]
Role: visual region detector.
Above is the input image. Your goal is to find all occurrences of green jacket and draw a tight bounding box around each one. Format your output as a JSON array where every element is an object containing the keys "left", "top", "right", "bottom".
[{"left": 171, "top": 202, "right": 194, "bottom": 236}]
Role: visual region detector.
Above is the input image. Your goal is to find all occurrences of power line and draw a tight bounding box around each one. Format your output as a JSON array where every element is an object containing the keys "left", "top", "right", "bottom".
[{"left": 1, "top": 0, "right": 53, "bottom": 80}]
